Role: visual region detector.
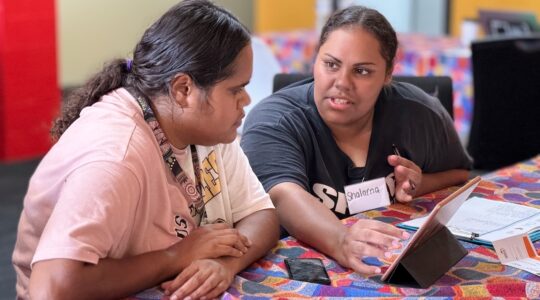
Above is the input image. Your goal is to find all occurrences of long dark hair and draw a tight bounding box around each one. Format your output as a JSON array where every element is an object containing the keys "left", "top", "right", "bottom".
[
  {"left": 51, "top": 0, "right": 250, "bottom": 139},
  {"left": 318, "top": 5, "right": 397, "bottom": 74}
]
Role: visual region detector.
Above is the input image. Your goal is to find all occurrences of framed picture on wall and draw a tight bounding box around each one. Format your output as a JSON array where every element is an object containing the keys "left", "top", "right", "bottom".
[{"left": 479, "top": 9, "right": 539, "bottom": 36}]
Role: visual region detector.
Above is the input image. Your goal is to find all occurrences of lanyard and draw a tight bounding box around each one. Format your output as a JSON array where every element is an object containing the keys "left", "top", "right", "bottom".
[{"left": 128, "top": 88, "right": 206, "bottom": 227}]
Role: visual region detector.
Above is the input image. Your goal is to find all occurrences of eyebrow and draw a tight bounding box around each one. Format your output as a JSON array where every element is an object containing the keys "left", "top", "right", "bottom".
[
  {"left": 230, "top": 80, "right": 250, "bottom": 90},
  {"left": 322, "top": 53, "right": 376, "bottom": 67}
]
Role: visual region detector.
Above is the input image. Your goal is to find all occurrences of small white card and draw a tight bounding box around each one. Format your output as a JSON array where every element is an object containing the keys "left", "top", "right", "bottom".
[
  {"left": 345, "top": 177, "right": 390, "bottom": 214},
  {"left": 493, "top": 233, "right": 540, "bottom": 276}
]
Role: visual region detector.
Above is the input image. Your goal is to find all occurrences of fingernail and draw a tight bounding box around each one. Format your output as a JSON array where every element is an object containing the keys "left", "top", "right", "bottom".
[
  {"left": 402, "top": 231, "right": 410, "bottom": 239},
  {"left": 163, "top": 290, "right": 170, "bottom": 296},
  {"left": 374, "top": 268, "right": 381, "bottom": 274},
  {"left": 384, "top": 252, "right": 392, "bottom": 258},
  {"left": 170, "top": 295, "right": 178, "bottom": 300},
  {"left": 409, "top": 180, "right": 417, "bottom": 190},
  {"left": 247, "top": 239, "right": 252, "bottom": 246},
  {"left": 184, "top": 297, "right": 192, "bottom": 300},
  {"left": 392, "top": 239, "right": 400, "bottom": 247}
]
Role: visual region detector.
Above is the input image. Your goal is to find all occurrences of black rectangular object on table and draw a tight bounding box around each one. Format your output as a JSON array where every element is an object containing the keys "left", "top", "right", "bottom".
[{"left": 284, "top": 258, "right": 331, "bottom": 285}]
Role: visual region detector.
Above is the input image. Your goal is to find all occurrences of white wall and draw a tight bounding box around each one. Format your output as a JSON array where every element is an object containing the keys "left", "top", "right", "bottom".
[
  {"left": 58, "top": 0, "right": 178, "bottom": 87},
  {"left": 339, "top": 0, "right": 446, "bottom": 35},
  {"left": 414, "top": 0, "right": 447, "bottom": 36},
  {"left": 340, "top": 0, "right": 414, "bottom": 32}
]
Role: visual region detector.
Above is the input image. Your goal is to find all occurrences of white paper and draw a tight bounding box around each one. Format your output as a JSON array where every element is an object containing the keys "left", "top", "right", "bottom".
[
  {"left": 447, "top": 197, "right": 539, "bottom": 235},
  {"left": 481, "top": 214, "right": 540, "bottom": 242},
  {"left": 505, "top": 258, "right": 540, "bottom": 276},
  {"left": 493, "top": 233, "right": 540, "bottom": 276},
  {"left": 345, "top": 177, "right": 390, "bottom": 214},
  {"left": 401, "top": 197, "right": 540, "bottom": 243},
  {"left": 493, "top": 234, "right": 533, "bottom": 263}
]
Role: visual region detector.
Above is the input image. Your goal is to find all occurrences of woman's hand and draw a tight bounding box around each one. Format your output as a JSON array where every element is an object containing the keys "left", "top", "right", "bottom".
[
  {"left": 167, "top": 223, "right": 251, "bottom": 270},
  {"left": 162, "top": 259, "right": 234, "bottom": 300},
  {"left": 387, "top": 154, "right": 422, "bottom": 202},
  {"left": 335, "top": 219, "right": 409, "bottom": 274}
]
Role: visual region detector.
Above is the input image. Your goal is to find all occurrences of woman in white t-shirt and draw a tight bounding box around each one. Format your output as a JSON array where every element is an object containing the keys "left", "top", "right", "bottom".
[{"left": 12, "top": 1, "right": 278, "bottom": 299}]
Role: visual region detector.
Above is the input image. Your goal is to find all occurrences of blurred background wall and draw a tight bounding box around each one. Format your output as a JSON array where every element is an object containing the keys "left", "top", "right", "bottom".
[
  {"left": 57, "top": 0, "right": 540, "bottom": 88},
  {"left": 3, "top": 0, "right": 540, "bottom": 161},
  {"left": 57, "top": 0, "right": 447, "bottom": 88},
  {"left": 58, "top": 0, "right": 254, "bottom": 87}
]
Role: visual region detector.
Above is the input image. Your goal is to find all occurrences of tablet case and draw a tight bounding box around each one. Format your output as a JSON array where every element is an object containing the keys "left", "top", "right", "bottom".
[
  {"left": 383, "top": 225, "right": 467, "bottom": 288},
  {"left": 381, "top": 177, "right": 481, "bottom": 288}
]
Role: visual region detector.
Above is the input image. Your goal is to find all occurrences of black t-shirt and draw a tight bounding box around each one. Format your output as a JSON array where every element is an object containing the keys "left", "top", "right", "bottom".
[{"left": 241, "top": 78, "right": 472, "bottom": 219}]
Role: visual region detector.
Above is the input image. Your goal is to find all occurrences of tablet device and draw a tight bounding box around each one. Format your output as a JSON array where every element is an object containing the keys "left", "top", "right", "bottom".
[{"left": 381, "top": 176, "right": 481, "bottom": 282}]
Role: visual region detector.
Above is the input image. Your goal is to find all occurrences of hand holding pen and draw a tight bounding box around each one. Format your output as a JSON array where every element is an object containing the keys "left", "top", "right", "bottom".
[{"left": 388, "top": 144, "right": 422, "bottom": 203}]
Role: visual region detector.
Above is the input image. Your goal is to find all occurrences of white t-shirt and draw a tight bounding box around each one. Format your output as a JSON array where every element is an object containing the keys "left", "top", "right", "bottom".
[{"left": 12, "top": 88, "right": 274, "bottom": 299}]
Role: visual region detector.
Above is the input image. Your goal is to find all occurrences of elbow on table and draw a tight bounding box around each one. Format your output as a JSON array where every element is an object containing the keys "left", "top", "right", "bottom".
[
  {"left": 254, "top": 208, "right": 281, "bottom": 245},
  {"left": 29, "top": 260, "right": 87, "bottom": 300}
]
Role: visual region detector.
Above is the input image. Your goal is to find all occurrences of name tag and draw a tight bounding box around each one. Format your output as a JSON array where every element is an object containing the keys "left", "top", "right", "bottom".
[{"left": 344, "top": 177, "right": 390, "bottom": 214}]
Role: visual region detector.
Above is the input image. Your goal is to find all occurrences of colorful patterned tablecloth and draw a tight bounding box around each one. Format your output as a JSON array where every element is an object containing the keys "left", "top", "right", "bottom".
[
  {"left": 223, "top": 155, "right": 540, "bottom": 299},
  {"left": 258, "top": 31, "right": 473, "bottom": 143}
]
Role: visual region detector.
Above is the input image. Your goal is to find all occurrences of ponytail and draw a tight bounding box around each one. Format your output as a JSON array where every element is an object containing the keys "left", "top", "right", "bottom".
[{"left": 51, "top": 59, "right": 130, "bottom": 140}]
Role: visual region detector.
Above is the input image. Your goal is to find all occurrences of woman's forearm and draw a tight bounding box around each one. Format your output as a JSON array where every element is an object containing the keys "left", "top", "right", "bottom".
[
  {"left": 213, "top": 208, "right": 279, "bottom": 274},
  {"left": 269, "top": 182, "right": 349, "bottom": 265},
  {"left": 29, "top": 246, "right": 186, "bottom": 300}
]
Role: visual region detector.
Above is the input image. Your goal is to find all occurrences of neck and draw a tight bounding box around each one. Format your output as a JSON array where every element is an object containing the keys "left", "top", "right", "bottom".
[
  {"left": 150, "top": 97, "right": 189, "bottom": 150},
  {"left": 329, "top": 110, "right": 374, "bottom": 167},
  {"left": 329, "top": 110, "right": 374, "bottom": 145}
]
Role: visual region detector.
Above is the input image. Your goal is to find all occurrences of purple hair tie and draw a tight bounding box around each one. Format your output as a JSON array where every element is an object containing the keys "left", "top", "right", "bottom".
[{"left": 125, "top": 59, "right": 133, "bottom": 72}]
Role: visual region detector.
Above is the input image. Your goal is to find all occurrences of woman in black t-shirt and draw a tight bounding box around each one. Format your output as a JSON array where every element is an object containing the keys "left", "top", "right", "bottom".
[{"left": 241, "top": 5, "right": 471, "bottom": 275}]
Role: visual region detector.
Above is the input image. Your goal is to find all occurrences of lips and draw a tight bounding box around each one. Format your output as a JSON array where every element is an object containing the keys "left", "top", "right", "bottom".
[
  {"left": 330, "top": 97, "right": 352, "bottom": 105},
  {"left": 234, "top": 113, "right": 245, "bottom": 127},
  {"left": 326, "top": 96, "right": 354, "bottom": 110}
]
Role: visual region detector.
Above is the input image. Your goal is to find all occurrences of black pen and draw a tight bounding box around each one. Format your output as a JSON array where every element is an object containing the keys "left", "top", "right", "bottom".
[{"left": 392, "top": 144, "right": 416, "bottom": 191}]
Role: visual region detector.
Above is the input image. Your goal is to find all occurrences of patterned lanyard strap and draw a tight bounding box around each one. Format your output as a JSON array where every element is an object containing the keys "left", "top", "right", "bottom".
[{"left": 128, "top": 87, "right": 206, "bottom": 226}]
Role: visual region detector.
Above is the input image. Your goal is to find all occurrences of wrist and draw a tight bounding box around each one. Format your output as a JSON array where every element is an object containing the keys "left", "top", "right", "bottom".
[
  {"left": 213, "top": 256, "right": 239, "bottom": 271},
  {"left": 210, "top": 257, "right": 236, "bottom": 280},
  {"left": 330, "top": 229, "right": 348, "bottom": 268},
  {"left": 164, "top": 240, "right": 190, "bottom": 272}
]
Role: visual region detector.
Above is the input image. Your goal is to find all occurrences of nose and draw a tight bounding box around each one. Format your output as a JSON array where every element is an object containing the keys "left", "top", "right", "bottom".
[
  {"left": 239, "top": 91, "right": 251, "bottom": 108},
  {"left": 334, "top": 69, "right": 352, "bottom": 92}
]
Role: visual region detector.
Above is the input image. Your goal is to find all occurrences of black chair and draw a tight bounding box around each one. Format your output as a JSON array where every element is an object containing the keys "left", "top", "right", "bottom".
[
  {"left": 467, "top": 35, "right": 540, "bottom": 171},
  {"left": 393, "top": 75, "right": 453, "bottom": 120},
  {"left": 272, "top": 73, "right": 454, "bottom": 119},
  {"left": 273, "top": 73, "right": 312, "bottom": 93}
]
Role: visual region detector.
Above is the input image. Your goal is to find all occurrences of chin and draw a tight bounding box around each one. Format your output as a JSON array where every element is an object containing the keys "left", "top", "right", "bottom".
[
  {"left": 321, "top": 111, "right": 349, "bottom": 124},
  {"left": 325, "top": 116, "right": 358, "bottom": 128},
  {"left": 222, "top": 132, "right": 238, "bottom": 144},
  {"left": 207, "top": 132, "right": 237, "bottom": 146}
]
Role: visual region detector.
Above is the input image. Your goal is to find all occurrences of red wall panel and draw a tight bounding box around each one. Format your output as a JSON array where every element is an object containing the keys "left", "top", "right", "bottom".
[{"left": 0, "top": 0, "right": 60, "bottom": 161}]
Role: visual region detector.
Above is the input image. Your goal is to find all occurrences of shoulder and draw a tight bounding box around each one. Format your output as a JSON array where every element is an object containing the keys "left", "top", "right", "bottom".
[
  {"left": 198, "top": 140, "right": 243, "bottom": 163},
  {"left": 244, "top": 79, "right": 315, "bottom": 129},
  {"left": 382, "top": 81, "right": 449, "bottom": 121},
  {"left": 45, "top": 88, "right": 161, "bottom": 175},
  {"left": 67, "top": 88, "right": 142, "bottom": 152}
]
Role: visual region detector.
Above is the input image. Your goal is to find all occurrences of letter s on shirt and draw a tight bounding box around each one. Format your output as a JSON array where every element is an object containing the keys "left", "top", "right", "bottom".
[{"left": 312, "top": 183, "right": 336, "bottom": 210}]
